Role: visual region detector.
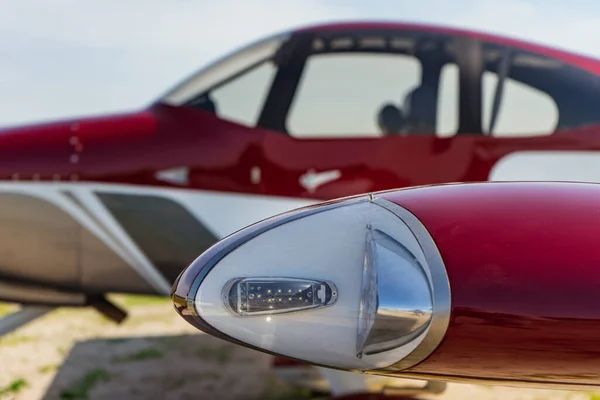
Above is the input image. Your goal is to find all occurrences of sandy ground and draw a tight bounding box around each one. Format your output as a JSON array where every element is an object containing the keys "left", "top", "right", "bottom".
[{"left": 0, "top": 296, "right": 598, "bottom": 400}]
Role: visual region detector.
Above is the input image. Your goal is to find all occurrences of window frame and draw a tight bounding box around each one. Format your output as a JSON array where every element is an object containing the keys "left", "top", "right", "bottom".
[
  {"left": 256, "top": 29, "right": 482, "bottom": 139},
  {"left": 480, "top": 43, "right": 561, "bottom": 137},
  {"left": 159, "top": 32, "right": 291, "bottom": 106},
  {"left": 159, "top": 27, "right": 600, "bottom": 139},
  {"left": 199, "top": 60, "right": 279, "bottom": 127},
  {"left": 482, "top": 69, "right": 560, "bottom": 137},
  {"left": 162, "top": 28, "right": 495, "bottom": 138},
  {"left": 478, "top": 40, "right": 600, "bottom": 137}
]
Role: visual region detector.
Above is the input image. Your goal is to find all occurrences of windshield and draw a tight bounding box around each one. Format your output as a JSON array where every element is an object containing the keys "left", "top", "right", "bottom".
[{"left": 160, "top": 33, "right": 289, "bottom": 106}]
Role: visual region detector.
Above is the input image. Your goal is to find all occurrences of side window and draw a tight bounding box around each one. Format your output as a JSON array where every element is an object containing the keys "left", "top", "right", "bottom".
[
  {"left": 482, "top": 71, "right": 558, "bottom": 137},
  {"left": 209, "top": 62, "right": 277, "bottom": 127},
  {"left": 286, "top": 53, "right": 422, "bottom": 138}
]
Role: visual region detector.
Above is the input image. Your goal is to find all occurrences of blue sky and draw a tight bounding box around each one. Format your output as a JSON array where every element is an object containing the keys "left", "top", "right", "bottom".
[{"left": 1, "top": 0, "right": 600, "bottom": 127}]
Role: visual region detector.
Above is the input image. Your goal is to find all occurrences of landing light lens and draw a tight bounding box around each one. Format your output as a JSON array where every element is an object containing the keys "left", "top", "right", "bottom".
[{"left": 223, "top": 277, "right": 338, "bottom": 316}]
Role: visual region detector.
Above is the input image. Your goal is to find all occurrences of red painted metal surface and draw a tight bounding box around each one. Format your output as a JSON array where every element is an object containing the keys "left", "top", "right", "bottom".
[
  {"left": 261, "top": 124, "right": 600, "bottom": 200},
  {"left": 2, "top": 101, "right": 600, "bottom": 201},
  {"left": 0, "top": 104, "right": 264, "bottom": 194},
  {"left": 381, "top": 182, "right": 600, "bottom": 386},
  {"left": 76, "top": 104, "right": 265, "bottom": 194},
  {"left": 0, "top": 110, "right": 155, "bottom": 181}
]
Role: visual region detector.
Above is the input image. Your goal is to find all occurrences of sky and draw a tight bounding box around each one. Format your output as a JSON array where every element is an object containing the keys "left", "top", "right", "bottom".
[{"left": 1, "top": 0, "right": 600, "bottom": 128}]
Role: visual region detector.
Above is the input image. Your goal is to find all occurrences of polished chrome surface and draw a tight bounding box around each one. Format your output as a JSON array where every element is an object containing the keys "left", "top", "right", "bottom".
[
  {"left": 357, "top": 225, "right": 433, "bottom": 357},
  {"left": 372, "top": 196, "right": 452, "bottom": 371},
  {"left": 357, "top": 225, "right": 378, "bottom": 356}
]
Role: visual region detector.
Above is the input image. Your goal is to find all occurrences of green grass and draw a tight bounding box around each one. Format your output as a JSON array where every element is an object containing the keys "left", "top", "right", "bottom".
[
  {"left": 0, "top": 379, "right": 28, "bottom": 398},
  {"left": 112, "top": 347, "right": 164, "bottom": 363},
  {"left": 60, "top": 369, "right": 110, "bottom": 400}
]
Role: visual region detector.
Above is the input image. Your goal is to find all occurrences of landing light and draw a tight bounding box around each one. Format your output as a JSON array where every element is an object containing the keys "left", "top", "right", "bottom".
[
  {"left": 222, "top": 277, "right": 337, "bottom": 316},
  {"left": 172, "top": 195, "right": 450, "bottom": 373}
]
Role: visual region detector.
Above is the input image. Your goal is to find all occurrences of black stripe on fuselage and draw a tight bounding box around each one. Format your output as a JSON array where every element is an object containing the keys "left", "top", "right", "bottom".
[{"left": 95, "top": 192, "right": 219, "bottom": 284}]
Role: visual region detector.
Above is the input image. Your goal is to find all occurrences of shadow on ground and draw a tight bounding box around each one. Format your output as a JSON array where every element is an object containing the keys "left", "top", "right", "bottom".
[{"left": 42, "top": 333, "right": 308, "bottom": 400}]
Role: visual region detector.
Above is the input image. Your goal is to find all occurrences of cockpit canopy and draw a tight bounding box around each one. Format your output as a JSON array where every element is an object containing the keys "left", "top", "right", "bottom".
[{"left": 159, "top": 23, "right": 600, "bottom": 139}]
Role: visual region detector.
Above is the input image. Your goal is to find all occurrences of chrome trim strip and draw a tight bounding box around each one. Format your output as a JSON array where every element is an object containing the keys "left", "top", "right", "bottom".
[
  {"left": 357, "top": 226, "right": 433, "bottom": 357},
  {"left": 372, "top": 197, "right": 452, "bottom": 371}
]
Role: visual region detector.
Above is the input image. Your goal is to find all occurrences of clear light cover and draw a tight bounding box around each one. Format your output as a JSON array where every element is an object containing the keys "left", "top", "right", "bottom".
[
  {"left": 181, "top": 197, "right": 450, "bottom": 372},
  {"left": 223, "top": 277, "right": 337, "bottom": 316}
]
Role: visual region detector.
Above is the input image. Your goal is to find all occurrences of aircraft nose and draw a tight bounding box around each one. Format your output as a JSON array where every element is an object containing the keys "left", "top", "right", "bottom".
[{"left": 171, "top": 193, "right": 450, "bottom": 372}]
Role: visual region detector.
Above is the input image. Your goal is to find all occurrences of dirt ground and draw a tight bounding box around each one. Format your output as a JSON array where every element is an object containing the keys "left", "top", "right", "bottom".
[{"left": 0, "top": 296, "right": 598, "bottom": 400}]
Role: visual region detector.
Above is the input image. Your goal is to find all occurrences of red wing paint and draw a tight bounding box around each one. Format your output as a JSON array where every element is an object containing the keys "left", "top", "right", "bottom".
[{"left": 381, "top": 182, "right": 600, "bottom": 387}]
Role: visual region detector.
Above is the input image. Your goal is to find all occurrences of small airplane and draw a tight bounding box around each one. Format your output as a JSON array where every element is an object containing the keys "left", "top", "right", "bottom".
[
  {"left": 174, "top": 180, "right": 600, "bottom": 391},
  {"left": 2, "top": 19, "right": 600, "bottom": 398}
]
